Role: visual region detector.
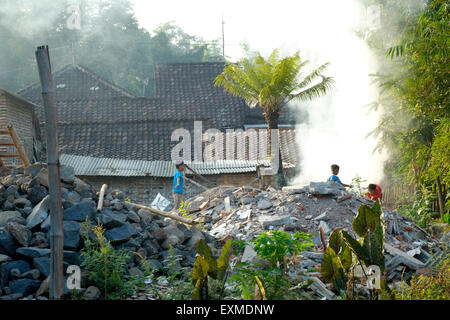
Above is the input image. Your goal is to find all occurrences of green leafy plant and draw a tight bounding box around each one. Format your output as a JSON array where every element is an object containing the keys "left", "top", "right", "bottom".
[
  {"left": 178, "top": 201, "right": 192, "bottom": 219},
  {"left": 80, "top": 219, "right": 150, "bottom": 299},
  {"left": 391, "top": 258, "right": 450, "bottom": 300},
  {"left": 398, "top": 186, "right": 438, "bottom": 228},
  {"left": 350, "top": 175, "right": 367, "bottom": 196},
  {"left": 252, "top": 230, "right": 314, "bottom": 268},
  {"left": 321, "top": 201, "right": 386, "bottom": 298},
  {"left": 191, "top": 239, "right": 232, "bottom": 300},
  {"left": 229, "top": 230, "right": 314, "bottom": 300}
]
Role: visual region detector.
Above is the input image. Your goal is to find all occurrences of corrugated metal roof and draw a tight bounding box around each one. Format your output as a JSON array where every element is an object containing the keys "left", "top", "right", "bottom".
[{"left": 60, "top": 153, "right": 288, "bottom": 177}]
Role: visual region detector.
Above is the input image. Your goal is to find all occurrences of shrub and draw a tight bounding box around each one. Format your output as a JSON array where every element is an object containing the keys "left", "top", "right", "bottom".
[{"left": 80, "top": 219, "right": 150, "bottom": 299}]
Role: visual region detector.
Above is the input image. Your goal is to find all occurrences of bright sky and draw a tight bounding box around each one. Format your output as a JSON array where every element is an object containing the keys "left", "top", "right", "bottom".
[
  {"left": 132, "top": 0, "right": 365, "bottom": 61},
  {"left": 132, "top": 0, "right": 387, "bottom": 184}
]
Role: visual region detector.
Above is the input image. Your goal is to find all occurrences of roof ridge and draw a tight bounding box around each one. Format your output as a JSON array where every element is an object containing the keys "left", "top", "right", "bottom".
[{"left": 17, "top": 64, "right": 136, "bottom": 98}]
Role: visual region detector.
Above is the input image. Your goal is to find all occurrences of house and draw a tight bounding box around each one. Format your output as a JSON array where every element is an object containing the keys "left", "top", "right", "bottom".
[
  {"left": 18, "top": 63, "right": 300, "bottom": 206},
  {"left": 0, "top": 89, "right": 44, "bottom": 165}
]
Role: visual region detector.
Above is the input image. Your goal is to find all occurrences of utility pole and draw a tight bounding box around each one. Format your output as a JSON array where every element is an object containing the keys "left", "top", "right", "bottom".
[
  {"left": 222, "top": 16, "right": 225, "bottom": 58},
  {"left": 35, "top": 45, "right": 64, "bottom": 300}
]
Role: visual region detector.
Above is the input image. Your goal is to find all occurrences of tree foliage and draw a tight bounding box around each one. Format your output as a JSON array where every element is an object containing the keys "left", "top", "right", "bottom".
[
  {"left": 361, "top": 0, "right": 449, "bottom": 217},
  {"left": 0, "top": 0, "right": 224, "bottom": 96}
]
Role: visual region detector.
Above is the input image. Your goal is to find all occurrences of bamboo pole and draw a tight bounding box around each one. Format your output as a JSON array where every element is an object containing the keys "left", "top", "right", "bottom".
[
  {"left": 97, "top": 184, "right": 108, "bottom": 212},
  {"left": 127, "top": 202, "right": 196, "bottom": 225},
  {"left": 35, "top": 46, "right": 64, "bottom": 300}
]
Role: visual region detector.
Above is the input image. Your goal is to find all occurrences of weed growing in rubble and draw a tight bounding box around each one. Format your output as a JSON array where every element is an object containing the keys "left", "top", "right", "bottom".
[
  {"left": 398, "top": 186, "right": 438, "bottom": 228},
  {"left": 350, "top": 175, "right": 367, "bottom": 196},
  {"left": 155, "top": 246, "right": 194, "bottom": 300},
  {"left": 229, "top": 231, "right": 314, "bottom": 300},
  {"left": 390, "top": 258, "right": 450, "bottom": 300},
  {"left": 80, "top": 219, "right": 150, "bottom": 299}
]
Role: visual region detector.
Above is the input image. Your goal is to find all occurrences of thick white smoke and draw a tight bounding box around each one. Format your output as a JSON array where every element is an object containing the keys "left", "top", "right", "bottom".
[{"left": 282, "top": 0, "right": 388, "bottom": 186}]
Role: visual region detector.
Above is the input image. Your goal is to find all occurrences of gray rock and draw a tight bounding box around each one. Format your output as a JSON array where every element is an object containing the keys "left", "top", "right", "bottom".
[
  {"left": 26, "top": 195, "right": 50, "bottom": 229},
  {"left": 163, "top": 225, "right": 185, "bottom": 243},
  {"left": 384, "top": 244, "right": 425, "bottom": 270},
  {"left": 0, "top": 260, "right": 30, "bottom": 288},
  {"left": 104, "top": 223, "right": 137, "bottom": 244},
  {"left": 301, "top": 251, "right": 324, "bottom": 261},
  {"left": 309, "top": 181, "right": 346, "bottom": 196},
  {"left": 30, "top": 232, "right": 48, "bottom": 248},
  {"left": 27, "top": 185, "right": 48, "bottom": 205},
  {"left": 151, "top": 228, "right": 168, "bottom": 242},
  {"left": 259, "top": 215, "right": 292, "bottom": 228},
  {"left": 240, "top": 196, "right": 255, "bottom": 205},
  {"left": 63, "top": 221, "right": 81, "bottom": 250},
  {"left": 99, "top": 209, "right": 127, "bottom": 228},
  {"left": 63, "top": 202, "right": 96, "bottom": 222},
  {"left": 66, "top": 191, "right": 81, "bottom": 203},
  {"left": 126, "top": 211, "right": 140, "bottom": 223},
  {"left": 6, "top": 222, "right": 32, "bottom": 246},
  {"left": 257, "top": 198, "right": 273, "bottom": 210},
  {"left": 84, "top": 286, "right": 101, "bottom": 300},
  {"left": 13, "top": 198, "right": 32, "bottom": 209},
  {"left": 5, "top": 185, "right": 19, "bottom": 198},
  {"left": 0, "top": 211, "right": 23, "bottom": 226},
  {"left": 313, "top": 212, "right": 330, "bottom": 221},
  {"left": 0, "top": 227, "right": 17, "bottom": 256},
  {"left": 146, "top": 259, "right": 163, "bottom": 273},
  {"left": 40, "top": 215, "right": 51, "bottom": 233},
  {"left": 241, "top": 245, "right": 259, "bottom": 264},
  {"left": 33, "top": 257, "right": 50, "bottom": 278},
  {"left": 0, "top": 293, "right": 23, "bottom": 300},
  {"left": 142, "top": 239, "right": 161, "bottom": 256},
  {"left": 9, "top": 279, "right": 42, "bottom": 296},
  {"left": 16, "top": 247, "right": 51, "bottom": 258},
  {"left": 0, "top": 254, "right": 12, "bottom": 263},
  {"left": 2, "top": 201, "right": 14, "bottom": 211},
  {"left": 60, "top": 166, "right": 75, "bottom": 184},
  {"left": 161, "top": 235, "right": 182, "bottom": 250}
]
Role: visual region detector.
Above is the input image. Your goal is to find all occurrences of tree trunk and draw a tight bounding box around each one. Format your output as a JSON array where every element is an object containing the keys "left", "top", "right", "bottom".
[
  {"left": 265, "top": 110, "right": 286, "bottom": 188},
  {"left": 436, "top": 176, "right": 444, "bottom": 219}
]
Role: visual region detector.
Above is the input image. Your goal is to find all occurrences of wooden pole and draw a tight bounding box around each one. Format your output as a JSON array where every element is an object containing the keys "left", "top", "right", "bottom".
[
  {"left": 127, "top": 202, "right": 196, "bottom": 225},
  {"left": 35, "top": 46, "right": 64, "bottom": 300},
  {"left": 97, "top": 184, "right": 108, "bottom": 212}
]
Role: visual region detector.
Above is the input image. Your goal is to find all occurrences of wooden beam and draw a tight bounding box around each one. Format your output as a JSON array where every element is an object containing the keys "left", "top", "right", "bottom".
[
  {"left": 7, "top": 125, "right": 31, "bottom": 166},
  {"left": 127, "top": 202, "right": 196, "bottom": 225},
  {"left": 184, "top": 176, "right": 208, "bottom": 191},
  {"left": 0, "top": 153, "right": 19, "bottom": 158}
]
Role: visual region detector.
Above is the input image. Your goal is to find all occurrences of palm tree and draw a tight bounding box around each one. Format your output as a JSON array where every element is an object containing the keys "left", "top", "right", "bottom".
[{"left": 214, "top": 49, "right": 334, "bottom": 187}]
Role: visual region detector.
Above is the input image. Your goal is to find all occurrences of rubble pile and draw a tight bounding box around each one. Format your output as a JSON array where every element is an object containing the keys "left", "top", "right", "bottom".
[
  {"left": 0, "top": 164, "right": 217, "bottom": 300},
  {"left": 185, "top": 182, "right": 447, "bottom": 294}
]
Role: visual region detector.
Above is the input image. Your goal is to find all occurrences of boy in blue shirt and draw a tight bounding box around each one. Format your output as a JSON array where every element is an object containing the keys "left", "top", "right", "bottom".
[
  {"left": 327, "top": 164, "right": 351, "bottom": 188},
  {"left": 173, "top": 161, "right": 185, "bottom": 213}
]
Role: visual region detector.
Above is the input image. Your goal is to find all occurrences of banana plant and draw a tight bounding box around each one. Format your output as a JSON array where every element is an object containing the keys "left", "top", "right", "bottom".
[{"left": 192, "top": 239, "right": 232, "bottom": 300}]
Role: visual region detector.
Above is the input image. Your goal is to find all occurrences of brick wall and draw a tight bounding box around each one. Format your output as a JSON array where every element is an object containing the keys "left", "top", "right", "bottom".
[{"left": 82, "top": 172, "right": 265, "bottom": 208}]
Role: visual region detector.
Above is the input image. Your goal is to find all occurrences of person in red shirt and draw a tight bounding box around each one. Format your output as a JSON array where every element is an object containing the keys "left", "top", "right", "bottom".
[{"left": 366, "top": 184, "right": 382, "bottom": 201}]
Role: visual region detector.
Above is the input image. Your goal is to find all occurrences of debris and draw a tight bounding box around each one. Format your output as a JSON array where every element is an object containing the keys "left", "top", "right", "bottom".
[{"left": 150, "top": 193, "right": 171, "bottom": 212}]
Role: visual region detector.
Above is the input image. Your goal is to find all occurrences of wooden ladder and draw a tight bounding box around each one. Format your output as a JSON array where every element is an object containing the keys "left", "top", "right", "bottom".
[{"left": 0, "top": 125, "right": 31, "bottom": 167}]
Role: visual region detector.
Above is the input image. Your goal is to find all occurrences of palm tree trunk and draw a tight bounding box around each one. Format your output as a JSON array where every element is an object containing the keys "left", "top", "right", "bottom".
[{"left": 265, "top": 110, "right": 286, "bottom": 188}]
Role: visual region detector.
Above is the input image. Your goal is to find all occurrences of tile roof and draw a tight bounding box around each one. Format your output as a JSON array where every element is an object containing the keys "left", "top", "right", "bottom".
[
  {"left": 17, "top": 64, "right": 135, "bottom": 106},
  {"left": 18, "top": 62, "right": 299, "bottom": 172}
]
